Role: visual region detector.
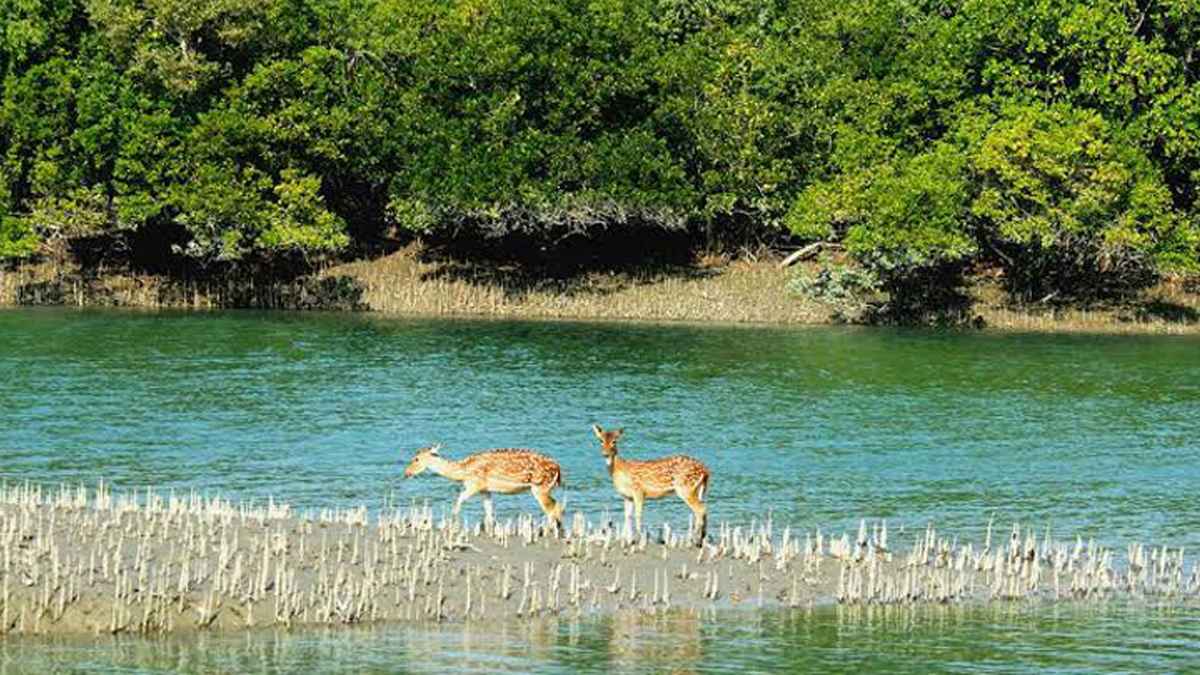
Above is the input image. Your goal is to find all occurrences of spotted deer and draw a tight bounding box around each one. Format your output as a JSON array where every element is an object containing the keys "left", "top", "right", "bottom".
[
  {"left": 592, "top": 424, "right": 710, "bottom": 546},
  {"left": 403, "top": 445, "right": 565, "bottom": 534}
]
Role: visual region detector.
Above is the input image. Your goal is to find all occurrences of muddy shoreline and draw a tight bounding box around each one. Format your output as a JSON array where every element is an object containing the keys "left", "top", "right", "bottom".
[{"left": 0, "top": 482, "right": 1193, "bottom": 637}]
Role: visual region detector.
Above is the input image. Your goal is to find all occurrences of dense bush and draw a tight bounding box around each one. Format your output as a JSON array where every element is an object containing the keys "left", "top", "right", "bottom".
[
  {"left": 788, "top": 256, "right": 880, "bottom": 322},
  {"left": 0, "top": 0, "right": 1197, "bottom": 311}
]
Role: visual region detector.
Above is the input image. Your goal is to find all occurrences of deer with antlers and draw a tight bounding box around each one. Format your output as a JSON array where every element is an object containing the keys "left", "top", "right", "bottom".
[
  {"left": 403, "top": 445, "right": 565, "bottom": 535},
  {"left": 592, "top": 424, "right": 710, "bottom": 546}
]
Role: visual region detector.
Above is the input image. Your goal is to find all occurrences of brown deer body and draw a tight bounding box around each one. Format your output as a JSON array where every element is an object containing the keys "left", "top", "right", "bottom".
[
  {"left": 403, "top": 445, "right": 565, "bottom": 534},
  {"left": 592, "top": 424, "right": 710, "bottom": 546}
]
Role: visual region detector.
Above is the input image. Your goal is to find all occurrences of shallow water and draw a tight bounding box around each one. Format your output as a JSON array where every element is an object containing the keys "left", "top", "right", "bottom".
[
  {"left": 1, "top": 307, "right": 1199, "bottom": 671},
  {"left": 2, "top": 603, "right": 1198, "bottom": 673}
]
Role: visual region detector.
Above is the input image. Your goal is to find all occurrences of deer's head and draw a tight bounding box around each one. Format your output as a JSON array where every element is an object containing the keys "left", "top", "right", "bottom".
[
  {"left": 403, "top": 444, "right": 441, "bottom": 477},
  {"left": 592, "top": 424, "right": 623, "bottom": 458}
]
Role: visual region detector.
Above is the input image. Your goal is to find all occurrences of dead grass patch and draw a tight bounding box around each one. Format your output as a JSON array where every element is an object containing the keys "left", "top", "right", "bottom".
[{"left": 4, "top": 244, "right": 1200, "bottom": 333}]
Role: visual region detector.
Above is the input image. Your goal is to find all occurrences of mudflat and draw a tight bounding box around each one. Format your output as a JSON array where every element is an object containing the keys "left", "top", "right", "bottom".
[{"left": 0, "top": 482, "right": 1193, "bottom": 637}]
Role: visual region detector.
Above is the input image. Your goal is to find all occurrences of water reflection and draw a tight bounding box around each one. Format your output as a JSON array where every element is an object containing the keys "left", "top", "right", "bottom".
[
  {"left": 606, "top": 612, "right": 704, "bottom": 674},
  {"left": 1, "top": 602, "right": 1198, "bottom": 673}
]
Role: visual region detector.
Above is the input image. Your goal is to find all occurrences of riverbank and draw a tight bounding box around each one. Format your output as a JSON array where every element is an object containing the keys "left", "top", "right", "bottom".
[
  {"left": 0, "top": 482, "right": 1194, "bottom": 637},
  {"left": 2, "top": 245, "right": 1199, "bottom": 332}
]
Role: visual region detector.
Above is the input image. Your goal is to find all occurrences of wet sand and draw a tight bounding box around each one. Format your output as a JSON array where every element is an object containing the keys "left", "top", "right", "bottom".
[{"left": 0, "top": 482, "right": 1194, "bottom": 636}]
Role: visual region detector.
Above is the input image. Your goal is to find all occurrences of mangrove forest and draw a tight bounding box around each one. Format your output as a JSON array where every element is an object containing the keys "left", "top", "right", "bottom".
[{"left": 1, "top": 0, "right": 1199, "bottom": 315}]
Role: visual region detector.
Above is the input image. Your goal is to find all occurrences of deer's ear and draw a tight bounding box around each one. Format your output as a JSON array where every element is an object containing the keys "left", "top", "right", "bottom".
[
  {"left": 428, "top": 444, "right": 441, "bottom": 456},
  {"left": 592, "top": 424, "right": 604, "bottom": 439},
  {"left": 614, "top": 428, "right": 624, "bottom": 439}
]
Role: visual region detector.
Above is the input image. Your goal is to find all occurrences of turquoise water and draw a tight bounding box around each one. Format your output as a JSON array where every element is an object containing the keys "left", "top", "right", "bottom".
[{"left": 1, "top": 307, "right": 1199, "bottom": 671}]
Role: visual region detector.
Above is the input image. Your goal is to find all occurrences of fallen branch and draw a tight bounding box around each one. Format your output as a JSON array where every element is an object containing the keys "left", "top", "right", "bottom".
[{"left": 778, "top": 242, "right": 826, "bottom": 269}]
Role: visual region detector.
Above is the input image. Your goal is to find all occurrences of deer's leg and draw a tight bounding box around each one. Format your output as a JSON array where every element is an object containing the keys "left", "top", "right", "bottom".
[
  {"left": 678, "top": 486, "right": 708, "bottom": 547},
  {"left": 622, "top": 498, "right": 634, "bottom": 541},
  {"left": 453, "top": 483, "right": 481, "bottom": 518},
  {"left": 632, "top": 493, "right": 645, "bottom": 537},
  {"left": 531, "top": 485, "right": 564, "bottom": 536},
  {"left": 481, "top": 492, "right": 495, "bottom": 528}
]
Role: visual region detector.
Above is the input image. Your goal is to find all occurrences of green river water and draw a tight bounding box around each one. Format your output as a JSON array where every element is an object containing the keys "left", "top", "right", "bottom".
[{"left": 1, "top": 308, "right": 1199, "bottom": 672}]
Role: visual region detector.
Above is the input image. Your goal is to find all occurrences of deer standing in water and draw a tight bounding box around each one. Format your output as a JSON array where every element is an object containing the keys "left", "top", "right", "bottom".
[
  {"left": 592, "top": 424, "right": 710, "bottom": 546},
  {"left": 403, "top": 445, "right": 565, "bottom": 535}
]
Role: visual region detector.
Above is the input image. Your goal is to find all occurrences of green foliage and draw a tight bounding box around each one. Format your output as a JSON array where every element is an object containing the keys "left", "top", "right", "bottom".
[
  {"left": 27, "top": 186, "right": 112, "bottom": 239},
  {"left": 379, "top": 0, "right": 696, "bottom": 236},
  {"left": 783, "top": 0, "right": 1200, "bottom": 314},
  {"left": 168, "top": 162, "right": 269, "bottom": 260},
  {"left": 0, "top": 209, "right": 39, "bottom": 259},
  {"left": 0, "top": 0, "right": 1195, "bottom": 312},
  {"left": 0, "top": 171, "right": 32, "bottom": 259},
  {"left": 789, "top": 257, "right": 880, "bottom": 322},
  {"left": 788, "top": 145, "right": 975, "bottom": 315},
  {"left": 970, "top": 104, "right": 1194, "bottom": 299},
  {"left": 260, "top": 169, "right": 348, "bottom": 257}
]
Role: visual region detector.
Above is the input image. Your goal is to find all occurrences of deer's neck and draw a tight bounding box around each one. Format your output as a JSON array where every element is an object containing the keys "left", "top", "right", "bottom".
[
  {"left": 605, "top": 453, "right": 624, "bottom": 476},
  {"left": 427, "top": 456, "right": 469, "bottom": 482}
]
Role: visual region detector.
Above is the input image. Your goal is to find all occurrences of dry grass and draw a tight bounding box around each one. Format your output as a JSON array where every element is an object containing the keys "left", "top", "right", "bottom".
[
  {"left": 969, "top": 276, "right": 1200, "bottom": 335},
  {"left": 4, "top": 245, "right": 1200, "bottom": 333},
  {"left": 0, "top": 266, "right": 16, "bottom": 303},
  {"left": 326, "top": 244, "right": 829, "bottom": 324},
  {"left": 0, "top": 259, "right": 363, "bottom": 311}
]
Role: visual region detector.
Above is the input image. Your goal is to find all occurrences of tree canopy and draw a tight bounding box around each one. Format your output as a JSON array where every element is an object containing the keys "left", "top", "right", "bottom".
[{"left": 1, "top": 0, "right": 1197, "bottom": 308}]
